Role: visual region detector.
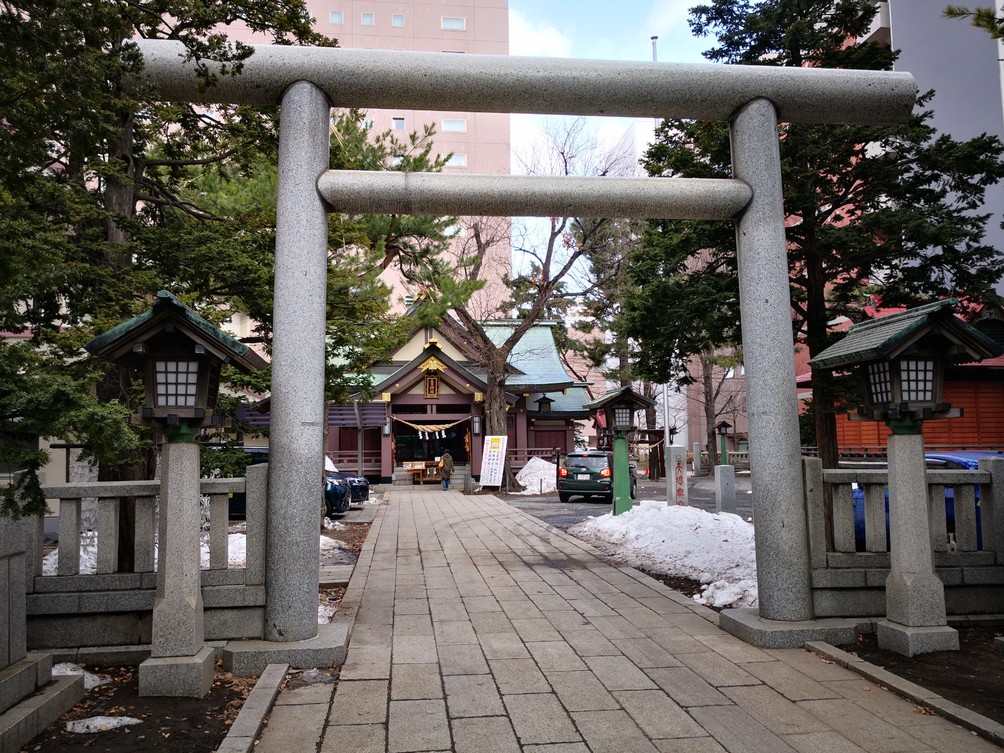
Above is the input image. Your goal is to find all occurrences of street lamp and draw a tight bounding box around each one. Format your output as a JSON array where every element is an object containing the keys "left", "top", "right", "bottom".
[
  {"left": 809, "top": 300, "right": 1002, "bottom": 657},
  {"left": 715, "top": 421, "right": 731, "bottom": 465},
  {"left": 583, "top": 387, "right": 656, "bottom": 515},
  {"left": 85, "top": 290, "right": 265, "bottom": 696}
]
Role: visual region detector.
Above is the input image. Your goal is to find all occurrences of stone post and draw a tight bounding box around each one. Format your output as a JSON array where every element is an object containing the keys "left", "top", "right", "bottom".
[
  {"left": 715, "top": 465, "right": 736, "bottom": 515},
  {"left": 730, "top": 98, "right": 813, "bottom": 622},
  {"left": 692, "top": 443, "right": 702, "bottom": 475},
  {"left": 140, "top": 440, "right": 213, "bottom": 697},
  {"left": 0, "top": 517, "right": 29, "bottom": 669},
  {"left": 266, "top": 81, "right": 331, "bottom": 642},
  {"left": 978, "top": 457, "right": 1003, "bottom": 559},
  {"left": 877, "top": 433, "right": 958, "bottom": 656},
  {"left": 669, "top": 445, "right": 688, "bottom": 506}
]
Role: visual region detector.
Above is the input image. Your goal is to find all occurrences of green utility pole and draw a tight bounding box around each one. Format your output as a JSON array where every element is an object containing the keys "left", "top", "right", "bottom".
[{"left": 612, "top": 431, "right": 632, "bottom": 515}]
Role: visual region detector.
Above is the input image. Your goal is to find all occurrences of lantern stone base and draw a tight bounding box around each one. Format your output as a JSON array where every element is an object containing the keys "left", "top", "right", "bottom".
[
  {"left": 876, "top": 620, "right": 959, "bottom": 657},
  {"left": 138, "top": 646, "right": 214, "bottom": 698}
]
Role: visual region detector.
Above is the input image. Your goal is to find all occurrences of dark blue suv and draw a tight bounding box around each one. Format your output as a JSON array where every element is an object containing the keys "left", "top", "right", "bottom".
[
  {"left": 852, "top": 450, "right": 1002, "bottom": 550},
  {"left": 324, "top": 473, "right": 350, "bottom": 517}
]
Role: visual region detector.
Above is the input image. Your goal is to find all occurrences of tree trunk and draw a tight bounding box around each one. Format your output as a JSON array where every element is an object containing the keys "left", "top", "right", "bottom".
[
  {"left": 98, "top": 107, "right": 151, "bottom": 571},
  {"left": 483, "top": 352, "right": 519, "bottom": 490},
  {"left": 701, "top": 354, "right": 719, "bottom": 468}
]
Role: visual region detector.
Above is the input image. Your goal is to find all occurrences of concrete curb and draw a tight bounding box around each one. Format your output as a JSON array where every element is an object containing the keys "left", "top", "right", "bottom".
[
  {"left": 806, "top": 641, "right": 1004, "bottom": 747},
  {"left": 214, "top": 662, "right": 288, "bottom": 753}
]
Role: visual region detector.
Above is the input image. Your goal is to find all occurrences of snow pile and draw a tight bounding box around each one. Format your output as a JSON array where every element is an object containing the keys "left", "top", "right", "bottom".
[
  {"left": 66, "top": 716, "right": 143, "bottom": 734},
  {"left": 513, "top": 456, "right": 558, "bottom": 495},
  {"left": 52, "top": 663, "right": 111, "bottom": 690},
  {"left": 568, "top": 501, "right": 758, "bottom": 609},
  {"left": 42, "top": 531, "right": 99, "bottom": 575},
  {"left": 320, "top": 535, "right": 351, "bottom": 553}
]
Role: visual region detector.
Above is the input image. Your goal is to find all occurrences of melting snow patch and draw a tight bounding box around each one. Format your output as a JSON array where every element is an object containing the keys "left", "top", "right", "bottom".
[
  {"left": 513, "top": 456, "right": 558, "bottom": 495},
  {"left": 66, "top": 716, "right": 143, "bottom": 734},
  {"left": 568, "top": 501, "right": 758, "bottom": 608},
  {"left": 52, "top": 663, "right": 112, "bottom": 690}
]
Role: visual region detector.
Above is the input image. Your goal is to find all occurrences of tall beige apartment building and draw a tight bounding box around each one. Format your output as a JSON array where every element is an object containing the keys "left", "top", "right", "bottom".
[{"left": 307, "top": 0, "right": 513, "bottom": 313}]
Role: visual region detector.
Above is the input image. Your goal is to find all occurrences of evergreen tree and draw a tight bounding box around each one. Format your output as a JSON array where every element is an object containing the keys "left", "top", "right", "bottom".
[
  {"left": 626, "top": 0, "right": 1004, "bottom": 478},
  {"left": 945, "top": 4, "right": 1004, "bottom": 38},
  {"left": 0, "top": 3, "right": 453, "bottom": 518}
]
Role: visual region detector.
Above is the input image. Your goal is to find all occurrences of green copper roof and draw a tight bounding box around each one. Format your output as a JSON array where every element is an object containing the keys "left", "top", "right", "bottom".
[
  {"left": 809, "top": 299, "right": 1003, "bottom": 370},
  {"left": 583, "top": 385, "right": 657, "bottom": 411},
  {"left": 85, "top": 290, "right": 266, "bottom": 372},
  {"left": 483, "top": 321, "right": 576, "bottom": 392}
]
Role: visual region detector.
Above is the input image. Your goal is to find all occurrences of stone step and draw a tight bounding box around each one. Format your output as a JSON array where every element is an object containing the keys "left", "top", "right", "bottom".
[
  {"left": 0, "top": 672, "right": 84, "bottom": 752},
  {"left": 0, "top": 653, "right": 52, "bottom": 716},
  {"left": 391, "top": 466, "right": 471, "bottom": 486}
]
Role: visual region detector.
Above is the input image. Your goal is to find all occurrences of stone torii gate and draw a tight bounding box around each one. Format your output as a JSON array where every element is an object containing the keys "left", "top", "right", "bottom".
[{"left": 133, "top": 40, "right": 916, "bottom": 651}]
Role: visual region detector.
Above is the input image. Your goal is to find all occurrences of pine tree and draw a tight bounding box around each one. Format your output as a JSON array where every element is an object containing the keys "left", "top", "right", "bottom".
[{"left": 626, "top": 0, "right": 1004, "bottom": 478}]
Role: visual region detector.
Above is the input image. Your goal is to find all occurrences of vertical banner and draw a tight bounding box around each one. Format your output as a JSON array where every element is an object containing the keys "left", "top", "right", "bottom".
[
  {"left": 479, "top": 435, "right": 508, "bottom": 487},
  {"left": 669, "top": 445, "right": 688, "bottom": 506}
]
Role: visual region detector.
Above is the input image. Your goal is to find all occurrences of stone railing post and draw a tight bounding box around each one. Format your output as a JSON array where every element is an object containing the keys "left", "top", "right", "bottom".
[{"left": 979, "top": 457, "right": 1004, "bottom": 563}]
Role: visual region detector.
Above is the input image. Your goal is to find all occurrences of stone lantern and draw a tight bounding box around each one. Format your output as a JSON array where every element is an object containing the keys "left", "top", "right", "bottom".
[
  {"left": 715, "top": 420, "right": 731, "bottom": 465},
  {"left": 584, "top": 387, "right": 656, "bottom": 515},
  {"left": 809, "top": 300, "right": 1002, "bottom": 656},
  {"left": 85, "top": 291, "right": 265, "bottom": 696}
]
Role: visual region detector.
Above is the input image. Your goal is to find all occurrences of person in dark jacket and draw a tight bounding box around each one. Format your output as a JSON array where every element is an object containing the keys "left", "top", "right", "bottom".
[{"left": 440, "top": 450, "right": 454, "bottom": 490}]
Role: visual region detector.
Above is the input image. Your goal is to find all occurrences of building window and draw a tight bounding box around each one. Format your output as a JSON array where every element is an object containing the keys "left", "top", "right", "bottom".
[
  {"left": 361, "top": 12, "right": 375, "bottom": 26},
  {"left": 441, "top": 16, "right": 466, "bottom": 31},
  {"left": 442, "top": 118, "right": 467, "bottom": 133},
  {"left": 329, "top": 10, "right": 343, "bottom": 24},
  {"left": 445, "top": 153, "right": 467, "bottom": 168},
  {"left": 392, "top": 14, "right": 405, "bottom": 27},
  {"left": 724, "top": 364, "right": 745, "bottom": 379},
  {"left": 425, "top": 375, "right": 440, "bottom": 398},
  {"left": 392, "top": 116, "right": 405, "bottom": 130}
]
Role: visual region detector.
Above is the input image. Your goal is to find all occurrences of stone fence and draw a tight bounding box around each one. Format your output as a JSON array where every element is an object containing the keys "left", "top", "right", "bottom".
[
  {"left": 803, "top": 456, "right": 1004, "bottom": 618},
  {"left": 21, "top": 465, "right": 269, "bottom": 652}
]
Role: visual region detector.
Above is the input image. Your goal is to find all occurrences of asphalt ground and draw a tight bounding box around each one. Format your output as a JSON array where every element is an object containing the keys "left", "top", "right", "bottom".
[{"left": 501, "top": 473, "right": 754, "bottom": 530}]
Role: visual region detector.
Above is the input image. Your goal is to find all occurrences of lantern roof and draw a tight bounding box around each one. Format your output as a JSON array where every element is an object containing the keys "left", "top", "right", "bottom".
[
  {"left": 808, "top": 299, "right": 1003, "bottom": 371},
  {"left": 582, "top": 385, "right": 657, "bottom": 412},
  {"left": 84, "top": 290, "right": 267, "bottom": 373}
]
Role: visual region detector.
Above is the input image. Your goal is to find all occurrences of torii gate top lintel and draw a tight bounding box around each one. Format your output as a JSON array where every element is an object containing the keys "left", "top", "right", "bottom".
[{"left": 133, "top": 39, "right": 916, "bottom": 126}]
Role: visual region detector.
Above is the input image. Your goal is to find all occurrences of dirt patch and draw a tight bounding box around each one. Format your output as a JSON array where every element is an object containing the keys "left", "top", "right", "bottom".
[
  {"left": 324, "top": 522, "right": 369, "bottom": 552},
  {"left": 23, "top": 664, "right": 254, "bottom": 753},
  {"left": 840, "top": 626, "right": 1004, "bottom": 726},
  {"left": 640, "top": 570, "right": 707, "bottom": 602}
]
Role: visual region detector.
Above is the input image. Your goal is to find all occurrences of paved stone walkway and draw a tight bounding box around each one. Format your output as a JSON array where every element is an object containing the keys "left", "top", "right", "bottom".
[{"left": 259, "top": 489, "right": 1003, "bottom": 753}]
